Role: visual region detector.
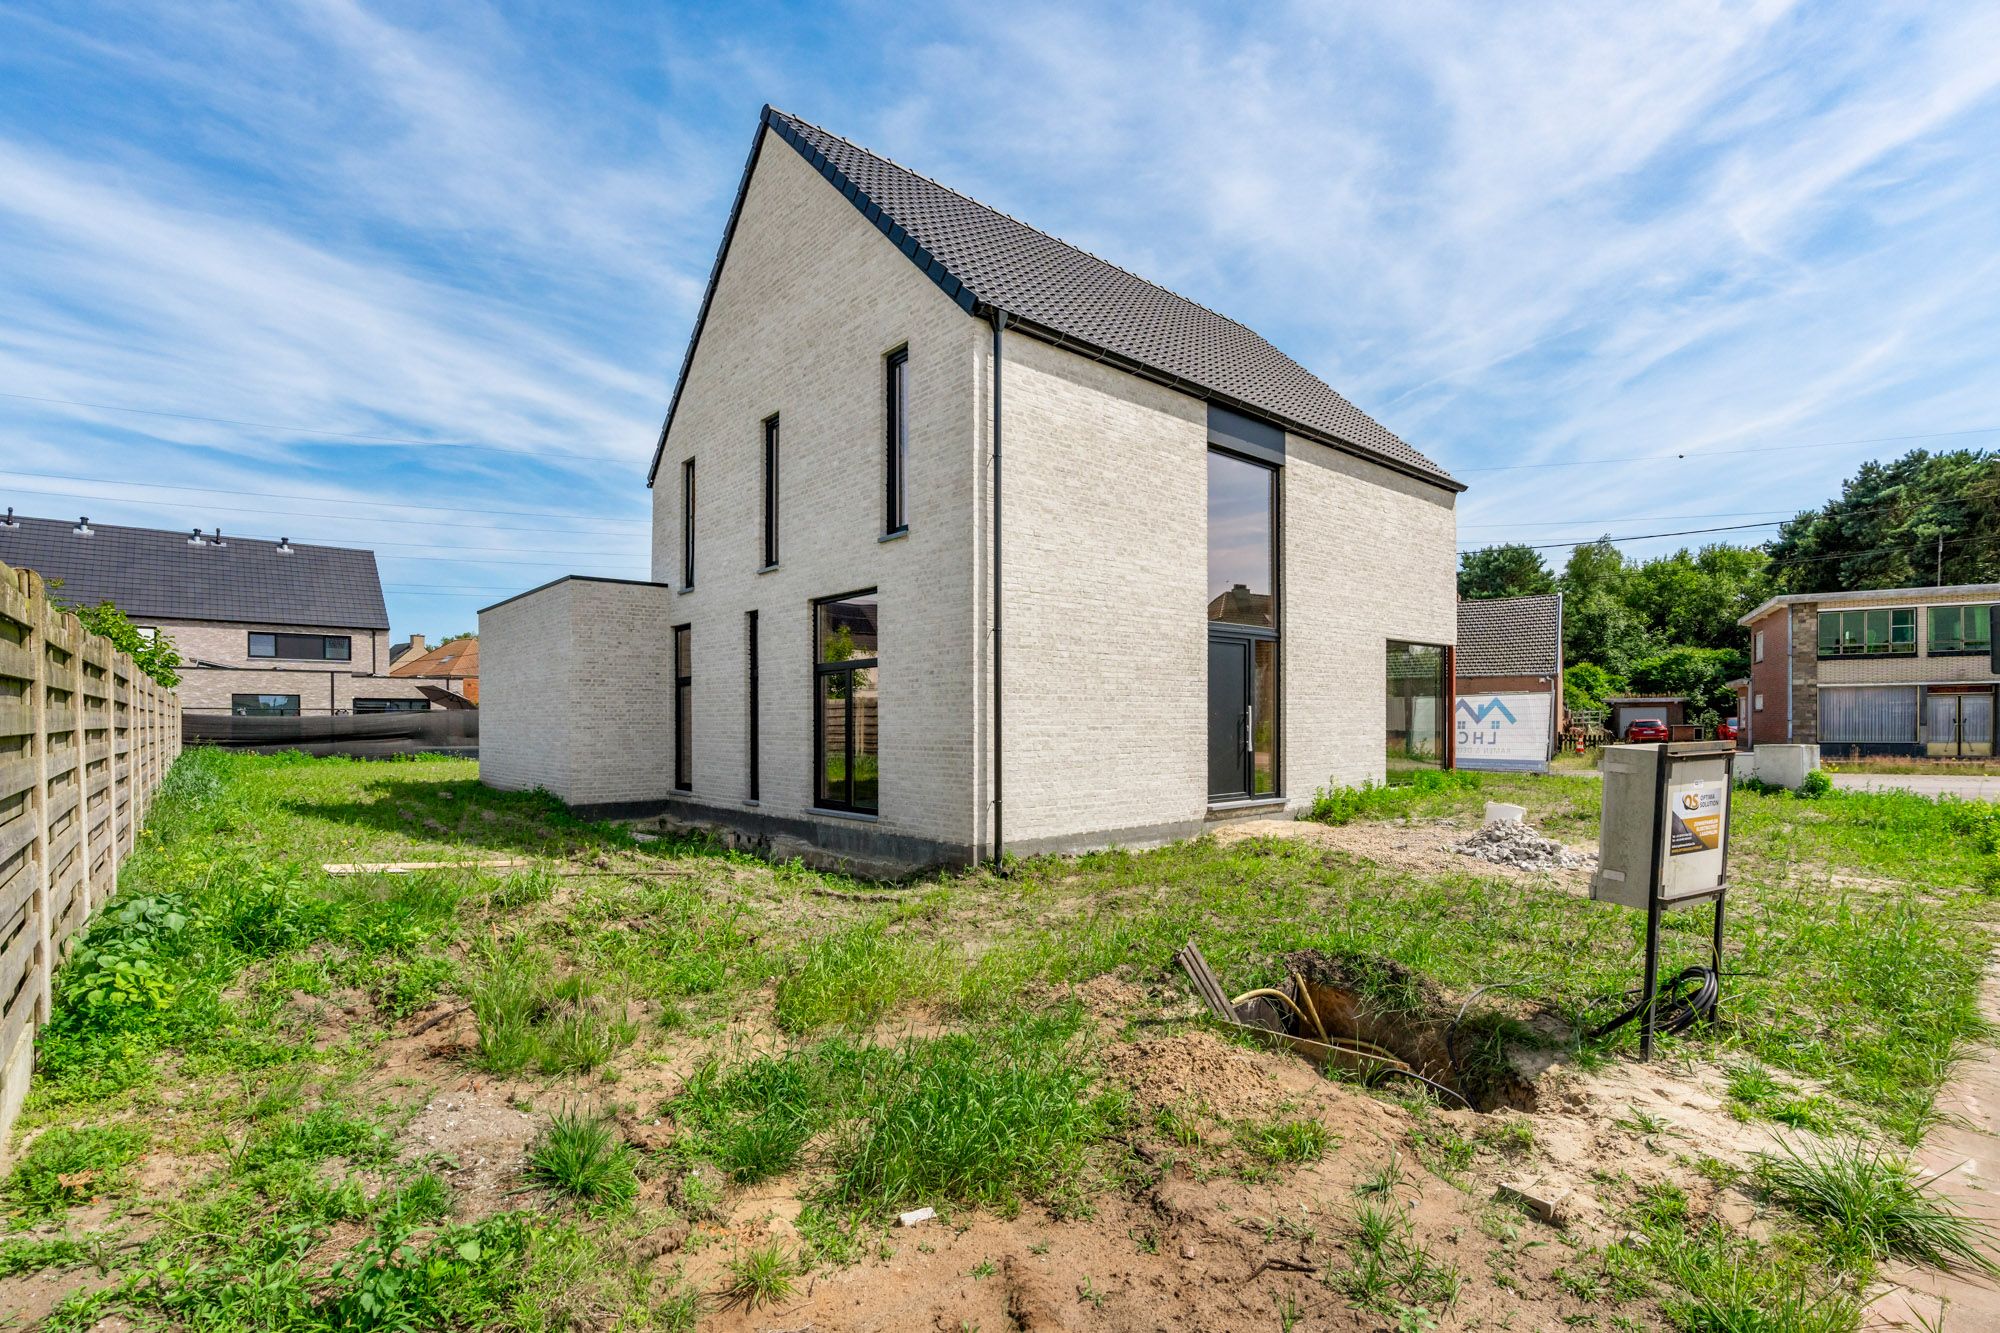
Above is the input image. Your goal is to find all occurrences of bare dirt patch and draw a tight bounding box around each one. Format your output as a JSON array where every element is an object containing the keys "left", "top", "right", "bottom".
[{"left": 1219, "top": 815, "right": 1601, "bottom": 892}]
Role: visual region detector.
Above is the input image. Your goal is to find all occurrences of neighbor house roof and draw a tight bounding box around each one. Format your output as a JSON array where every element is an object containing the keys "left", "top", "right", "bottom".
[
  {"left": 1456, "top": 594, "right": 1562, "bottom": 677},
  {"left": 0, "top": 514, "right": 390, "bottom": 629},
  {"left": 390, "top": 637, "right": 478, "bottom": 705},
  {"left": 648, "top": 106, "right": 1460, "bottom": 493},
  {"left": 1737, "top": 582, "right": 2000, "bottom": 628}
]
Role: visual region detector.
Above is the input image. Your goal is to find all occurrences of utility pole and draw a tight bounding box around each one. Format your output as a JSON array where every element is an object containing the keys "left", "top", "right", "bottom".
[{"left": 1937, "top": 532, "right": 1944, "bottom": 586}]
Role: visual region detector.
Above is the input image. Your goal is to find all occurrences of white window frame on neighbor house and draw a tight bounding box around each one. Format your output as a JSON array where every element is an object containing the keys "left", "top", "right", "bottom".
[
  {"left": 1754, "top": 692, "right": 1765, "bottom": 712},
  {"left": 1754, "top": 629, "right": 1764, "bottom": 662}
]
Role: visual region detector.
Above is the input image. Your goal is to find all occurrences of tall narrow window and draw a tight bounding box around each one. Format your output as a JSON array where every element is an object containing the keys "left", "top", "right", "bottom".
[
  {"left": 762, "top": 416, "right": 780, "bottom": 568},
  {"left": 885, "top": 348, "right": 909, "bottom": 533},
  {"left": 1207, "top": 448, "right": 1278, "bottom": 800},
  {"left": 814, "top": 591, "right": 879, "bottom": 813},
  {"left": 680, "top": 458, "right": 696, "bottom": 588},
  {"left": 672, "top": 624, "right": 691, "bottom": 791},
  {"left": 746, "top": 610, "right": 760, "bottom": 801}
]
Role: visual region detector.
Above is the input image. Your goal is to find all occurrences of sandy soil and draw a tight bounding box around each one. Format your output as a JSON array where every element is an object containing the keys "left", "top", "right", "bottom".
[{"left": 1217, "top": 815, "right": 1601, "bottom": 894}]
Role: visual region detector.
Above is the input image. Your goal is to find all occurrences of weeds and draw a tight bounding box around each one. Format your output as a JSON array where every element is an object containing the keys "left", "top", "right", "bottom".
[
  {"left": 722, "top": 1241, "right": 798, "bottom": 1310},
  {"left": 527, "top": 1110, "right": 639, "bottom": 1211},
  {"left": 467, "top": 949, "right": 637, "bottom": 1075},
  {"left": 1755, "top": 1137, "right": 2000, "bottom": 1276},
  {"left": 2, "top": 1123, "right": 149, "bottom": 1218}
]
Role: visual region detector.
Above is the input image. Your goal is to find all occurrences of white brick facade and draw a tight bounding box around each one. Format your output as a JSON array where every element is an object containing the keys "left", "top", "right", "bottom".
[{"left": 479, "top": 124, "right": 1460, "bottom": 866}]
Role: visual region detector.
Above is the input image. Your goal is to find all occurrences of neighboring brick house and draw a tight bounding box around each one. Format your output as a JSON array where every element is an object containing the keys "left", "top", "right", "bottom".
[
  {"left": 481, "top": 107, "right": 1462, "bottom": 868},
  {"left": 1454, "top": 594, "right": 1562, "bottom": 771},
  {"left": 390, "top": 636, "right": 479, "bottom": 706},
  {"left": 0, "top": 514, "right": 432, "bottom": 717},
  {"left": 1737, "top": 584, "right": 1998, "bottom": 756}
]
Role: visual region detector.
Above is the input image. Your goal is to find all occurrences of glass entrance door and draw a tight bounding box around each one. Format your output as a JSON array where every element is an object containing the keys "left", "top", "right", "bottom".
[
  {"left": 1927, "top": 691, "right": 1995, "bottom": 757},
  {"left": 1209, "top": 638, "right": 1251, "bottom": 799}
]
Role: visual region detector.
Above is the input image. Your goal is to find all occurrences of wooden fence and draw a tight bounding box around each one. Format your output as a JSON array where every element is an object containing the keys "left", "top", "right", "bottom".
[{"left": 0, "top": 560, "right": 180, "bottom": 1147}]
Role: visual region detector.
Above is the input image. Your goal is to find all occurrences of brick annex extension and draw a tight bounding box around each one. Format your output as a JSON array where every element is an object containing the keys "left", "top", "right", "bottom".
[{"left": 480, "top": 107, "right": 1464, "bottom": 870}]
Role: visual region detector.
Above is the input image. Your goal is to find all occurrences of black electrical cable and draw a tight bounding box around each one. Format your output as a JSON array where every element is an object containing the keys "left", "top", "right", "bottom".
[
  {"left": 1375, "top": 1066, "right": 1474, "bottom": 1111},
  {"left": 1584, "top": 966, "right": 1721, "bottom": 1042}
]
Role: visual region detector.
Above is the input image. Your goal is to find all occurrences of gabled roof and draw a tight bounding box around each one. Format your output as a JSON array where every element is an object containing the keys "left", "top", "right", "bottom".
[
  {"left": 1456, "top": 593, "right": 1563, "bottom": 677},
  {"left": 0, "top": 514, "right": 389, "bottom": 629},
  {"left": 648, "top": 106, "right": 1460, "bottom": 493},
  {"left": 390, "top": 636, "right": 478, "bottom": 680}
]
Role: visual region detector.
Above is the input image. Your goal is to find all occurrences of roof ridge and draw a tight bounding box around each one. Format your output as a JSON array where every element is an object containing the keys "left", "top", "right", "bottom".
[{"left": 765, "top": 107, "right": 1273, "bottom": 344}]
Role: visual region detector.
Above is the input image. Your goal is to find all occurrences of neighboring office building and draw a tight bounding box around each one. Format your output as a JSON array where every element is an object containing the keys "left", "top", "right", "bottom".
[
  {"left": 1739, "top": 584, "right": 1997, "bottom": 757},
  {"left": 1454, "top": 593, "right": 1562, "bottom": 771},
  {"left": 0, "top": 514, "right": 432, "bottom": 717},
  {"left": 481, "top": 106, "right": 1461, "bottom": 870},
  {"left": 390, "top": 635, "right": 479, "bottom": 706}
]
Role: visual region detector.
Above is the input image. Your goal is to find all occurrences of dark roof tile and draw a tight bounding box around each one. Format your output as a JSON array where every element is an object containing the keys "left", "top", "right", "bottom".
[
  {"left": 0, "top": 515, "right": 390, "bottom": 629},
  {"left": 1456, "top": 594, "right": 1563, "bottom": 677},
  {"left": 650, "top": 108, "right": 1459, "bottom": 491}
]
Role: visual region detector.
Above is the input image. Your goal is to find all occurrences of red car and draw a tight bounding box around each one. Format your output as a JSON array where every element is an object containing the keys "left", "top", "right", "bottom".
[
  {"left": 1623, "top": 718, "right": 1671, "bottom": 743},
  {"left": 1716, "top": 718, "right": 1739, "bottom": 742}
]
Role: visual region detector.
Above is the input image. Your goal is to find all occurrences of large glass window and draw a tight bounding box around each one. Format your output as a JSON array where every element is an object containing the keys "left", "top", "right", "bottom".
[
  {"left": 672, "top": 625, "right": 691, "bottom": 791},
  {"left": 746, "top": 610, "right": 760, "bottom": 801},
  {"left": 1822, "top": 686, "right": 1919, "bottom": 743},
  {"left": 1386, "top": 641, "right": 1447, "bottom": 780},
  {"left": 353, "top": 698, "right": 430, "bottom": 713},
  {"left": 680, "top": 458, "right": 696, "bottom": 588},
  {"left": 232, "top": 694, "right": 300, "bottom": 717},
  {"left": 249, "top": 633, "right": 350, "bottom": 661},
  {"left": 1207, "top": 450, "right": 1274, "bottom": 628},
  {"left": 1818, "top": 608, "right": 1914, "bottom": 656},
  {"left": 1929, "top": 605, "right": 1991, "bottom": 654},
  {"left": 885, "top": 349, "right": 909, "bottom": 533},
  {"left": 814, "top": 591, "right": 879, "bottom": 813}
]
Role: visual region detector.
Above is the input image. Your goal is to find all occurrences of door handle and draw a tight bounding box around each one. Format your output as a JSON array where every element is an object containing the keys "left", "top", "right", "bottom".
[{"left": 1245, "top": 707, "right": 1254, "bottom": 754}]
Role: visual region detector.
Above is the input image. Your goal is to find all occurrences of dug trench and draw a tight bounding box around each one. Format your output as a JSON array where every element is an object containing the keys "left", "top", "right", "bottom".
[{"left": 1234, "top": 950, "right": 1563, "bottom": 1113}]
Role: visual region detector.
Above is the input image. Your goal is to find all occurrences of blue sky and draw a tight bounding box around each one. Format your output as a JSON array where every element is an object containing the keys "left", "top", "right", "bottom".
[{"left": 3, "top": 1, "right": 1998, "bottom": 637}]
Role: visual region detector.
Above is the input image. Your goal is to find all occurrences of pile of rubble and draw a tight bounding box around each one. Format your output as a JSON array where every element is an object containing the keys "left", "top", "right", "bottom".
[{"left": 1453, "top": 819, "right": 1594, "bottom": 871}]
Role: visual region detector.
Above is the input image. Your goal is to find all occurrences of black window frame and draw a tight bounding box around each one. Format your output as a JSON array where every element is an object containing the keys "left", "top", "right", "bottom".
[
  {"left": 885, "top": 347, "right": 909, "bottom": 535},
  {"left": 813, "top": 589, "right": 879, "bottom": 815},
  {"left": 680, "top": 457, "right": 696, "bottom": 589},
  {"left": 672, "top": 623, "right": 691, "bottom": 792},
  {"left": 248, "top": 632, "right": 351, "bottom": 661},
  {"left": 1206, "top": 445, "right": 1281, "bottom": 801},
  {"left": 746, "top": 610, "right": 760, "bottom": 801},
  {"left": 353, "top": 698, "right": 431, "bottom": 713},
  {"left": 231, "top": 693, "right": 300, "bottom": 717},
  {"left": 762, "top": 415, "right": 780, "bottom": 569}
]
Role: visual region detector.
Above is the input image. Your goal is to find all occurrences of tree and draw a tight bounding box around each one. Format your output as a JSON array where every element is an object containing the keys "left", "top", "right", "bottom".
[
  {"left": 1563, "top": 661, "right": 1626, "bottom": 716},
  {"left": 1628, "top": 645, "right": 1744, "bottom": 726},
  {"left": 1625, "top": 544, "right": 1772, "bottom": 652},
  {"left": 69, "top": 601, "right": 182, "bottom": 688},
  {"left": 1766, "top": 448, "right": 2000, "bottom": 593},
  {"left": 1558, "top": 539, "right": 1653, "bottom": 676},
  {"left": 1457, "top": 544, "right": 1556, "bottom": 601},
  {"left": 439, "top": 631, "right": 475, "bottom": 643}
]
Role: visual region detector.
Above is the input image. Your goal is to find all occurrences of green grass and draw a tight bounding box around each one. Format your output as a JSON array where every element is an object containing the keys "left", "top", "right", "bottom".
[
  {"left": 722, "top": 1240, "right": 799, "bottom": 1310},
  {"left": 526, "top": 1110, "right": 639, "bottom": 1211},
  {"left": 18, "top": 748, "right": 1998, "bottom": 1333},
  {"left": 667, "top": 1007, "right": 1127, "bottom": 1217},
  {"left": 1754, "top": 1137, "right": 2000, "bottom": 1277},
  {"left": 2, "top": 1122, "right": 149, "bottom": 1218}
]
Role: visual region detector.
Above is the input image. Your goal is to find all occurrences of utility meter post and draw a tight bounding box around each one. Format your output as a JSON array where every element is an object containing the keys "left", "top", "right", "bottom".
[{"left": 1592, "top": 740, "right": 1736, "bottom": 1060}]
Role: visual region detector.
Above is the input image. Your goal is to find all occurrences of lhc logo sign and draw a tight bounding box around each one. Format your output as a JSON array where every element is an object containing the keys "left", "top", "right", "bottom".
[{"left": 1457, "top": 697, "right": 1517, "bottom": 726}]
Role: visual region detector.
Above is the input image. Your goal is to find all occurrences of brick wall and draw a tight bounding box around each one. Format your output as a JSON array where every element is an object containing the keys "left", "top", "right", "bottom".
[
  {"left": 1281, "top": 443, "right": 1457, "bottom": 795},
  {"left": 648, "top": 129, "right": 984, "bottom": 853},
  {"left": 1788, "top": 605, "right": 1819, "bottom": 743},
  {"left": 1745, "top": 606, "right": 1792, "bottom": 746},
  {"left": 479, "top": 578, "right": 676, "bottom": 807},
  {"left": 141, "top": 619, "right": 425, "bottom": 714}
]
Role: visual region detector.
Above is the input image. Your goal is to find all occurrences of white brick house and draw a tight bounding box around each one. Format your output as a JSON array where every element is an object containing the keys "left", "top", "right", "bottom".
[{"left": 481, "top": 107, "right": 1462, "bottom": 869}]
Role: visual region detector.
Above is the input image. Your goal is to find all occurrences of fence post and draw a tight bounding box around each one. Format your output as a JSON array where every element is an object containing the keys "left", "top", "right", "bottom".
[{"left": 26, "top": 573, "right": 51, "bottom": 1027}]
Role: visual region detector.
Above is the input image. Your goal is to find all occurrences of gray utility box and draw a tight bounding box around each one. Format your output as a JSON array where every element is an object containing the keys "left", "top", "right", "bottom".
[{"left": 1592, "top": 741, "right": 1735, "bottom": 910}]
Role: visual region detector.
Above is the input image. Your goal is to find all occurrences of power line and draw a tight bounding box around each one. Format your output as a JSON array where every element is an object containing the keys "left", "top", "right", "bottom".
[
  {"left": 0, "top": 390, "right": 640, "bottom": 465},
  {"left": 1457, "top": 519, "right": 1785, "bottom": 552},
  {"left": 1453, "top": 425, "right": 2000, "bottom": 474}
]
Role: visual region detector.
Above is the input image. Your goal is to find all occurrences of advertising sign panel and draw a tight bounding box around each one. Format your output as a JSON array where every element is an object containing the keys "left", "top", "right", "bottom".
[{"left": 1454, "top": 693, "right": 1553, "bottom": 773}]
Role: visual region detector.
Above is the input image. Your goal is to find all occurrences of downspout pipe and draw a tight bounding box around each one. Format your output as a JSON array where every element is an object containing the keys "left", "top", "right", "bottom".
[{"left": 991, "top": 308, "right": 1007, "bottom": 869}]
